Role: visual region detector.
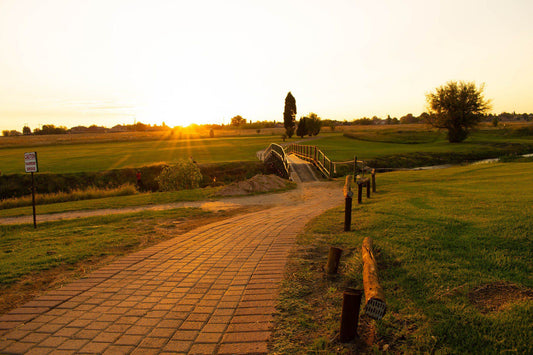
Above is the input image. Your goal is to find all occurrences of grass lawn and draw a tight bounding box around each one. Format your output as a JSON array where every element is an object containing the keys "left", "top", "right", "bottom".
[
  {"left": 311, "top": 128, "right": 533, "bottom": 162},
  {"left": 0, "top": 135, "right": 285, "bottom": 174},
  {"left": 270, "top": 161, "right": 532, "bottom": 354}
]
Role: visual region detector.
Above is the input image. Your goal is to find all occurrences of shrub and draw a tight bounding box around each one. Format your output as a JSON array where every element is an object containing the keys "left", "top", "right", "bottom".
[{"left": 156, "top": 160, "right": 203, "bottom": 191}]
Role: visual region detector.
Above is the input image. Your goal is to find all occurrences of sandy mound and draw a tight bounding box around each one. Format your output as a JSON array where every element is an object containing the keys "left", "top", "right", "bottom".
[{"left": 218, "top": 174, "right": 289, "bottom": 196}]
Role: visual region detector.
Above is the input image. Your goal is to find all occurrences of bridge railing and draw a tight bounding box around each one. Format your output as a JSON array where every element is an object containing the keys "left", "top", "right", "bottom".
[
  {"left": 285, "top": 144, "right": 333, "bottom": 178},
  {"left": 260, "top": 143, "right": 290, "bottom": 179},
  {"left": 285, "top": 144, "right": 368, "bottom": 178}
]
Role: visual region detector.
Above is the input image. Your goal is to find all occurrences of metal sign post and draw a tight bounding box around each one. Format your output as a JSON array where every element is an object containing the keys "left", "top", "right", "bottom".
[{"left": 24, "top": 152, "right": 38, "bottom": 228}]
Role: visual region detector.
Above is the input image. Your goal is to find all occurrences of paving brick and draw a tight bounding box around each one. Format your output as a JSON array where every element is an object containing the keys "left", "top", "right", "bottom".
[
  {"left": 20, "top": 332, "right": 49, "bottom": 343},
  {"left": 4, "top": 329, "right": 30, "bottom": 340},
  {"left": 226, "top": 322, "right": 273, "bottom": 332},
  {"left": 102, "top": 344, "right": 134, "bottom": 354},
  {"left": 163, "top": 340, "right": 192, "bottom": 352},
  {"left": 114, "top": 334, "right": 143, "bottom": 346},
  {"left": 218, "top": 341, "right": 268, "bottom": 354},
  {"left": 25, "top": 346, "right": 53, "bottom": 355},
  {"left": 189, "top": 342, "right": 218, "bottom": 354},
  {"left": 170, "top": 330, "right": 199, "bottom": 341},
  {"left": 38, "top": 335, "right": 68, "bottom": 347},
  {"left": 138, "top": 336, "right": 169, "bottom": 348},
  {"left": 195, "top": 331, "right": 222, "bottom": 343},
  {"left": 0, "top": 184, "right": 340, "bottom": 352},
  {"left": 93, "top": 331, "right": 121, "bottom": 343},
  {"left": 222, "top": 330, "right": 271, "bottom": 343},
  {"left": 78, "top": 341, "right": 110, "bottom": 353},
  {"left": 72, "top": 329, "right": 100, "bottom": 339},
  {"left": 57, "top": 338, "right": 89, "bottom": 350}
]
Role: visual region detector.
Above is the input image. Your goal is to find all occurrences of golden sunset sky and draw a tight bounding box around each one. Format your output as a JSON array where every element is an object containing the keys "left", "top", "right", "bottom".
[{"left": 0, "top": 0, "right": 532, "bottom": 131}]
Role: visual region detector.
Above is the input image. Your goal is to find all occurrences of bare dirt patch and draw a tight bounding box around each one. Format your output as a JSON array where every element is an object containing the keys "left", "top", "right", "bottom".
[
  {"left": 217, "top": 174, "right": 290, "bottom": 196},
  {"left": 469, "top": 281, "right": 533, "bottom": 313}
]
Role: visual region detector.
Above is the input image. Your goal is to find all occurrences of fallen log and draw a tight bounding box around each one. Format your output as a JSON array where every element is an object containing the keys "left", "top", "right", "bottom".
[{"left": 362, "top": 237, "right": 387, "bottom": 320}]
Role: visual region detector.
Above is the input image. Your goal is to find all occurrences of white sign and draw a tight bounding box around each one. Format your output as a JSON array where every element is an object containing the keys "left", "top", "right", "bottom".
[{"left": 24, "top": 152, "right": 38, "bottom": 173}]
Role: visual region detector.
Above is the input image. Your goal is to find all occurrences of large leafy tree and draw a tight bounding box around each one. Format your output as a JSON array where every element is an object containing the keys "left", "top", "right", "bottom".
[
  {"left": 230, "top": 115, "right": 246, "bottom": 127},
  {"left": 426, "top": 81, "right": 491, "bottom": 142},
  {"left": 283, "top": 92, "right": 297, "bottom": 138},
  {"left": 306, "top": 113, "right": 322, "bottom": 136}
]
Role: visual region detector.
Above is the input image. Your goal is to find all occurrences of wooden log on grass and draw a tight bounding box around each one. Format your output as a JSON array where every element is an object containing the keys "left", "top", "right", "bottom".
[{"left": 362, "top": 237, "right": 387, "bottom": 320}]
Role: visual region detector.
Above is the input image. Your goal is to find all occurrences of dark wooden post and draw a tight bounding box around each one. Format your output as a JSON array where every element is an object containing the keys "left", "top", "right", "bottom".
[
  {"left": 31, "top": 172, "right": 37, "bottom": 229},
  {"left": 339, "top": 288, "right": 363, "bottom": 342},
  {"left": 343, "top": 175, "right": 353, "bottom": 231},
  {"left": 357, "top": 181, "right": 363, "bottom": 204},
  {"left": 371, "top": 169, "right": 376, "bottom": 193},
  {"left": 326, "top": 247, "right": 343, "bottom": 275},
  {"left": 366, "top": 179, "right": 371, "bottom": 198}
]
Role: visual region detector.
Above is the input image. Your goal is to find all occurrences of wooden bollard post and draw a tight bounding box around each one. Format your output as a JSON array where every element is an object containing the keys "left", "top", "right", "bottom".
[
  {"left": 339, "top": 288, "right": 363, "bottom": 342},
  {"left": 326, "top": 246, "right": 343, "bottom": 275},
  {"left": 343, "top": 175, "right": 353, "bottom": 231},
  {"left": 371, "top": 169, "right": 376, "bottom": 193},
  {"left": 357, "top": 181, "right": 363, "bottom": 204},
  {"left": 362, "top": 237, "right": 387, "bottom": 320},
  {"left": 366, "top": 179, "right": 371, "bottom": 198}
]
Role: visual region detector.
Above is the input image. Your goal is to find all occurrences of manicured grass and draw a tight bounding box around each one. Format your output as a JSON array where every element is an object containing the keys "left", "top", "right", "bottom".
[
  {"left": 313, "top": 129, "right": 533, "bottom": 162},
  {"left": 0, "top": 135, "right": 284, "bottom": 174},
  {"left": 0, "top": 208, "right": 211, "bottom": 286},
  {"left": 271, "top": 161, "right": 533, "bottom": 354}
]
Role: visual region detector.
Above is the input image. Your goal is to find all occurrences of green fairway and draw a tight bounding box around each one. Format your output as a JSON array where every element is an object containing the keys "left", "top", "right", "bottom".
[
  {"left": 1, "top": 126, "right": 532, "bottom": 175},
  {"left": 311, "top": 129, "right": 533, "bottom": 162},
  {"left": 0, "top": 135, "right": 284, "bottom": 174},
  {"left": 271, "top": 161, "right": 533, "bottom": 354}
]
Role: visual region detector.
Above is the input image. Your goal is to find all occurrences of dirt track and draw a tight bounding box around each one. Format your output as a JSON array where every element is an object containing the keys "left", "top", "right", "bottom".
[{"left": 0, "top": 181, "right": 341, "bottom": 225}]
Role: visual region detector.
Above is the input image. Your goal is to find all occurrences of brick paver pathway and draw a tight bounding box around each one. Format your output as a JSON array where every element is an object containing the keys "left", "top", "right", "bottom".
[{"left": 0, "top": 182, "right": 341, "bottom": 354}]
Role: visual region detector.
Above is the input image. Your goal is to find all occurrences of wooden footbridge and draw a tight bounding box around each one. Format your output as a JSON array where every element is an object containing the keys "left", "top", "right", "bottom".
[{"left": 259, "top": 143, "right": 366, "bottom": 182}]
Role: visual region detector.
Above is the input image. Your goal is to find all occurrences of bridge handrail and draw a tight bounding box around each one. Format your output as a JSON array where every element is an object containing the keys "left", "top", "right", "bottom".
[
  {"left": 285, "top": 143, "right": 367, "bottom": 178},
  {"left": 260, "top": 143, "right": 290, "bottom": 178},
  {"left": 285, "top": 143, "right": 333, "bottom": 178}
]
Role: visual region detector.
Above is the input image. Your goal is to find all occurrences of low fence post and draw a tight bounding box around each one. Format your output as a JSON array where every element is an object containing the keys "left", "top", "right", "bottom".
[
  {"left": 371, "top": 169, "right": 376, "bottom": 193},
  {"left": 326, "top": 246, "right": 343, "bottom": 275},
  {"left": 343, "top": 175, "right": 353, "bottom": 231},
  {"left": 366, "top": 179, "right": 371, "bottom": 198},
  {"left": 339, "top": 288, "right": 363, "bottom": 342},
  {"left": 357, "top": 180, "right": 363, "bottom": 204}
]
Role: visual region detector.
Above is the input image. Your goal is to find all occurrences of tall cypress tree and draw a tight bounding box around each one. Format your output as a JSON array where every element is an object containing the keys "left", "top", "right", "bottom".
[{"left": 283, "top": 92, "right": 297, "bottom": 138}]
